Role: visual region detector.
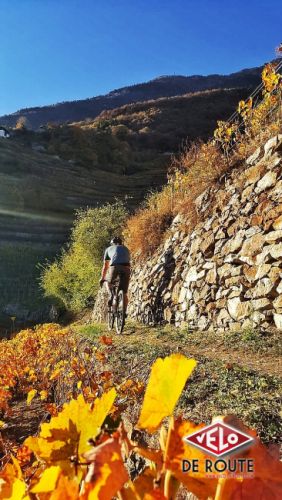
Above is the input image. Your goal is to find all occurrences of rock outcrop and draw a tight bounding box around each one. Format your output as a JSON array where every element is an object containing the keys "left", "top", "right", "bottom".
[{"left": 93, "top": 134, "right": 282, "bottom": 331}]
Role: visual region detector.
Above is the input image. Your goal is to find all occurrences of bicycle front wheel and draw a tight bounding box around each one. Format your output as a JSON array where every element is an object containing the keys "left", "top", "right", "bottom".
[{"left": 115, "top": 290, "right": 125, "bottom": 334}]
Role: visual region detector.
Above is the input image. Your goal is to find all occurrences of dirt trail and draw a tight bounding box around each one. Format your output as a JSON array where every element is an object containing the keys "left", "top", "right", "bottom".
[{"left": 106, "top": 322, "right": 281, "bottom": 378}]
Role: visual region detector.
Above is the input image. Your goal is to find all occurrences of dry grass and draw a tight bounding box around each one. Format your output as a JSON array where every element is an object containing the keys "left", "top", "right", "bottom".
[{"left": 123, "top": 189, "right": 174, "bottom": 257}]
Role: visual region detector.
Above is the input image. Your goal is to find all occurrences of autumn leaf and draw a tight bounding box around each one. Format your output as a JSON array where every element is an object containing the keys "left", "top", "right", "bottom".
[
  {"left": 99, "top": 335, "right": 113, "bottom": 346},
  {"left": 25, "top": 389, "right": 116, "bottom": 467},
  {"left": 120, "top": 468, "right": 164, "bottom": 500},
  {"left": 31, "top": 466, "right": 61, "bottom": 493},
  {"left": 6, "top": 478, "right": 26, "bottom": 500},
  {"left": 138, "top": 354, "right": 197, "bottom": 432},
  {"left": 49, "top": 474, "right": 79, "bottom": 500},
  {"left": 83, "top": 433, "right": 128, "bottom": 500},
  {"left": 26, "top": 389, "right": 37, "bottom": 405},
  {"left": 163, "top": 418, "right": 217, "bottom": 499},
  {"left": 0, "top": 460, "right": 26, "bottom": 500},
  {"left": 216, "top": 415, "right": 282, "bottom": 499},
  {"left": 40, "top": 390, "right": 48, "bottom": 401}
]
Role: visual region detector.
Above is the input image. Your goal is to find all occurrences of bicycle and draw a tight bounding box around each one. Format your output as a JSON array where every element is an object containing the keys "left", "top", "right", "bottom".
[{"left": 107, "top": 274, "right": 126, "bottom": 334}]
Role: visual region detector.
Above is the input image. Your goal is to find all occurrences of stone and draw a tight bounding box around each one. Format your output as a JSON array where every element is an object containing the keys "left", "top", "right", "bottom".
[
  {"left": 273, "top": 296, "right": 282, "bottom": 310},
  {"left": 251, "top": 298, "right": 272, "bottom": 310},
  {"left": 241, "top": 185, "right": 254, "bottom": 203},
  {"left": 172, "top": 282, "right": 182, "bottom": 302},
  {"left": 214, "top": 239, "right": 226, "bottom": 254},
  {"left": 245, "top": 227, "right": 262, "bottom": 238},
  {"left": 179, "top": 287, "right": 187, "bottom": 303},
  {"left": 216, "top": 308, "right": 231, "bottom": 324},
  {"left": 265, "top": 230, "right": 282, "bottom": 242},
  {"left": 273, "top": 215, "right": 282, "bottom": 230},
  {"left": 164, "top": 308, "right": 173, "bottom": 323},
  {"left": 206, "top": 267, "right": 217, "bottom": 284},
  {"left": 183, "top": 266, "right": 199, "bottom": 285},
  {"left": 255, "top": 171, "right": 277, "bottom": 194},
  {"left": 250, "top": 215, "right": 263, "bottom": 227},
  {"left": 277, "top": 281, "right": 282, "bottom": 294},
  {"left": 227, "top": 218, "right": 246, "bottom": 237},
  {"left": 228, "top": 286, "right": 243, "bottom": 298},
  {"left": 202, "top": 262, "right": 215, "bottom": 270},
  {"left": 244, "top": 163, "right": 265, "bottom": 187},
  {"left": 225, "top": 276, "right": 243, "bottom": 287},
  {"left": 200, "top": 232, "right": 215, "bottom": 255},
  {"left": 246, "top": 147, "right": 261, "bottom": 165},
  {"left": 224, "top": 254, "right": 246, "bottom": 264},
  {"left": 254, "top": 245, "right": 274, "bottom": 265},
  {"left": 244, "top": 278, "right": 274, "bottom": 299},
  {"left": 251, "top": 311, "right": 266, "bottom": 324},
  {"left": 243, "top": 264, "right": 271, "bottom": 282},
  {"left": 217, "top": 264, "right": 233, "bottom": 279},
  {"left": 222, "top": 231, "right": 245, "bottom": 254},
  {"left": 269, "top": 267, "right": 282, "bottom": 284},
  {"left": 186, "top": 304, "right": 198, "bottom": 321},
  {"left": 269, "top": 243, "right": 282, "bottom": 259},
  {"left": 180, "top": 301, "right": 188, "bottom": 312},
  {"left": 215, "top": 228, "right": 226, "bottom": 240},
  {"left": 270, "top": 181, "right": 282, "bottom": 200},
  {"left": 227, "top": 297, "right": 252, "bottom": 320},
  {"left": 264, "top": 136, "right": 278, "bottom": 157},
  {"left": 240, "top": 233, "right": 264, "bottom": 257},
  {"left": 198, "top": 316, "right": 209, "bottom": 329},
  {"left": 216, "top": 297, "right": 227, "bottom": 308},
  {"left": 273, "top": 313, "right": 282, "bottom": 329},
  {"left": 190, "top": 237, "right": 202, "bottom": 255}
]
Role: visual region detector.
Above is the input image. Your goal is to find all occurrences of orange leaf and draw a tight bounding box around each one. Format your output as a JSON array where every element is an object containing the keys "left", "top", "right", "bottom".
[
  {"left": 120, "top": 468, "right": 163, "bottom": 500},
  {"left": 165, "top": 418, "right": 217, "bottom": 499},
  {"left": 99, "top": 335, "right": 113, "bottom": 346},
  {"left": 83, "top": 432, "right": 128, "bottom": 500},
  {"left": 50, "top": 474, "right": 79, "bottom": 500}
]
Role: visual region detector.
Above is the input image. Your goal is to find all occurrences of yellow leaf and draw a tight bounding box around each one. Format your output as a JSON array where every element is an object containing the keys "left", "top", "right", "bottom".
[
  {"left": 40, "top": 390, "right": 48, "bottom": 401},
  {"left": 77, "top": 381, "right": 82, "bottom": 389},
  {"left": 31, "top": 466, "right": 61, "bottom": 493},
  {"left": 25, "top": 389, "right": 116, "bottom": 467},
  {"left": 27, "top": 389, "right": 37, "bottom": 406},
  {"left": 138, "top": 354, "right": 197, "bottom": 432},
  {"left": 0, "top": 420, "right": 8, "bottom": 429},
  {"left": 10, "top": 478, "right": 26, "bottom": 500}
]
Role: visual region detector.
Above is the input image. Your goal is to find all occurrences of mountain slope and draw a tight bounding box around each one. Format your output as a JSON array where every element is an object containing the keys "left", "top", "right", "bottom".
[
  {"left": 0, "top": 86, "right": 253, "bottom": 328},
  {"left": 0, "top": 65, "right": 262, "bottom": 129}
]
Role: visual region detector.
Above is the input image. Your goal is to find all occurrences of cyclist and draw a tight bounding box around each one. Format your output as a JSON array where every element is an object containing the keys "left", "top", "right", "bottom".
[{"left": 100, "top": 237, "right": 131, "bottom": 312}]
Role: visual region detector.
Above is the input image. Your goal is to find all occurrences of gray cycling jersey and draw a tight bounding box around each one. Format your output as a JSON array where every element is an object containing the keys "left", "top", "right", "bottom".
[{"left": 104, "top": 244, "right": 130, "bottom": 265}]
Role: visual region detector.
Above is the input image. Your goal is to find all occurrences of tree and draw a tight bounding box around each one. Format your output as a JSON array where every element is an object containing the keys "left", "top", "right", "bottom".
[
  {"left": 40, "top": 200, "right": 128, "bottom": 312},
  {"left": 15, "top": 116, "right": 30, "bottom": 130}
]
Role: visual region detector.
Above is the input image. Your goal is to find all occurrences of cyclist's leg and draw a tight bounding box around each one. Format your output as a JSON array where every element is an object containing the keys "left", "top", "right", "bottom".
[
  {"left": 106, "top": 266, "right": 117, "bottom": 306},
  {"left": 120, "top": 267, "right": 130, "bottom": 312}
]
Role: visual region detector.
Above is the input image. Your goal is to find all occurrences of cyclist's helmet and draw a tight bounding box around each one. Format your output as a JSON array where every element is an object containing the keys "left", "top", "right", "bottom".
[{"left": 110, "top": 236, "right": 122, "bottom": 245}]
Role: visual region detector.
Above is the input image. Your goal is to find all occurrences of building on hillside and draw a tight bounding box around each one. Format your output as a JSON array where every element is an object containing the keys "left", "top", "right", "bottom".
[{"left": 0, "top": 126, "right": 10, "bottom": 138}]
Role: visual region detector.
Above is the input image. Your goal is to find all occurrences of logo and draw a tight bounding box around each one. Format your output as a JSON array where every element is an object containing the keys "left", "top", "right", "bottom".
[{"left": 184, "top": 422, "right": 254, "bottom": 457}]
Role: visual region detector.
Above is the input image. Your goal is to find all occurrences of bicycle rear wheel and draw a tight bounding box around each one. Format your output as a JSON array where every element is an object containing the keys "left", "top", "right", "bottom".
[
  {"left": 107, "top": 308, "right": 114, "bottom": 331},
  {"left": 115, "top": 289, "right": 125, "bottom": 334}
]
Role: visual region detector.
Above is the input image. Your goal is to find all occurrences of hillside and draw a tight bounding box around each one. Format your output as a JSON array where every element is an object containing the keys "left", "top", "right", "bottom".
[
  {"left": 0, "top": 65, "right": 262, "bottom": 129},
  {"left": 0, "top": 86, "right": 251, "bottom": 330}
]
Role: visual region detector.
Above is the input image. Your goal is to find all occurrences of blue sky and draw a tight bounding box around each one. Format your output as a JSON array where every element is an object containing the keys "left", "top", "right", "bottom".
[{"left": 0, "top": 0, "right": 281, "bottom": 115}]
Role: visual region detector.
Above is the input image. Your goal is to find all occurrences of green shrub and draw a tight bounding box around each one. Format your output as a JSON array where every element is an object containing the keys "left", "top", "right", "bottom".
[{"left": 40, "top": 200, "right": 128, "bottom": 312}]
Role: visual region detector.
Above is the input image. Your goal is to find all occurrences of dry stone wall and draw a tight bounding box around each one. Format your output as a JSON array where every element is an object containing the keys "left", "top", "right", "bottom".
[{"left": 126, "top": 134, "right": 282, "bottom": 331}]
